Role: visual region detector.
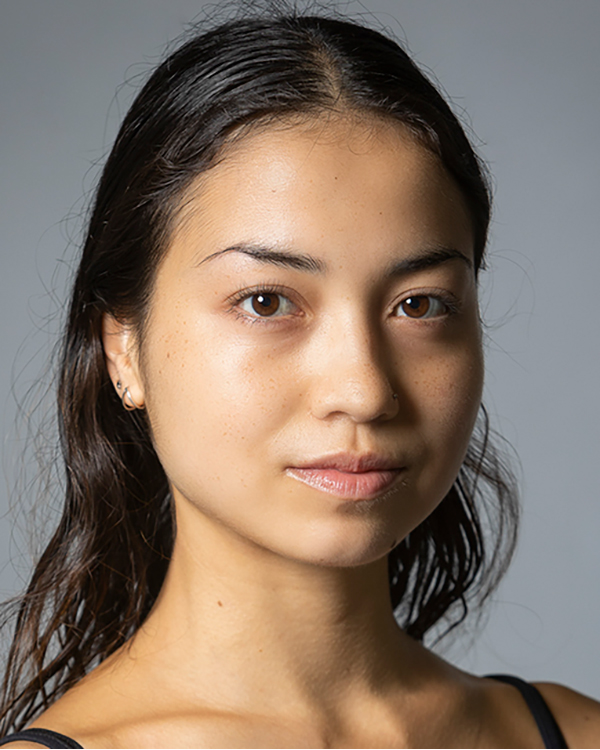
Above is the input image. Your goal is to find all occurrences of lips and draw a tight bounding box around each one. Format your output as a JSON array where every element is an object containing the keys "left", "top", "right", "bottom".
[{"left": 286, "top": 453, "right": 404, "bottom": 500}]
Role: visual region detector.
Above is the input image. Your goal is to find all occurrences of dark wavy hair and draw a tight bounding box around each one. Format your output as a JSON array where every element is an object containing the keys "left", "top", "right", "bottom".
[{"left": 0, "top": 7, "right": 518, "bottom": 733}]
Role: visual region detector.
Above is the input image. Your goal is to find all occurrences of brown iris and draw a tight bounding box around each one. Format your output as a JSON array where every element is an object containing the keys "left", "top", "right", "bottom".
[
  {"left": 401, "top": 296, "right": 431, "bottom": 318},
  {"left": 251, "top": 293, "right": 280, "bottom": 316}
]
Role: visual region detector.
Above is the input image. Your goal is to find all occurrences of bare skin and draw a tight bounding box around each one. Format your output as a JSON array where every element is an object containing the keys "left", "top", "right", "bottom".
[{"left": 7, "top": 117, "right": 600, "bottom": 748}]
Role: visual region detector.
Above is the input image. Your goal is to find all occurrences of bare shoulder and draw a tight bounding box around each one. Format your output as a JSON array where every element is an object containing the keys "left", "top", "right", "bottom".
[{"left": 534, "top": 681, "right": 600, "bottom": 748}]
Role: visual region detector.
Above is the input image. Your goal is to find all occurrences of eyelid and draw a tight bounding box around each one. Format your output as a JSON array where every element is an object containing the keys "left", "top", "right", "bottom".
[
  {"left": 390, "top": 288, "right": 462, "bottom": 318},
  {"left": 226, "top": 283, "right": 461, "bottom": 323},
  {"left": 227, "top": 283, "right": 303, "bottom": 322}
]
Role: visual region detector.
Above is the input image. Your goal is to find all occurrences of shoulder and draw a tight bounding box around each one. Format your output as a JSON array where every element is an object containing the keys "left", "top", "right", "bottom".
[
  {"left": 534, "top": 681, "right": 600, "bottom": 748},
  {"left": 0, "top": 728, "right": 80, "bottom": 749},
  {"left": 0, "top": 726, "right": 84, "bottom": 750}
]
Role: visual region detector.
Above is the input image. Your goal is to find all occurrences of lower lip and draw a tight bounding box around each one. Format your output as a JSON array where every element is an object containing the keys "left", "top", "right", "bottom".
[{"left": 286, "top": 467, "right": 403, "bottom": 500}]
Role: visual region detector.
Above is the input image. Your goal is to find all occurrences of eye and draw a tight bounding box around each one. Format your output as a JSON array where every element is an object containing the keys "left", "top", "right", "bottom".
[
  {"left": 238, "top": 291, "right": 296, "bottom": 318},
  {"left": 394, "top": 295, "right": 448, "bottom": 319}
]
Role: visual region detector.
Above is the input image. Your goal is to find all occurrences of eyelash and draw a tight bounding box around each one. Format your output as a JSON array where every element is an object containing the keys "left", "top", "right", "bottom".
[
  {"left": 391, "top": 289, "right": 461, "bottom": 320},
  {"left": 228, "top": 285, "right": 461, "bottom": 325},
  {"left": 227, "top": 284, "right": 301, "bottom": 325}
]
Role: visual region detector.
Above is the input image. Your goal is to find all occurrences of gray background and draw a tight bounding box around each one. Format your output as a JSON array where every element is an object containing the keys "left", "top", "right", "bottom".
[{"left": 1, "top": 0, "right": 599, "bottom": 697}]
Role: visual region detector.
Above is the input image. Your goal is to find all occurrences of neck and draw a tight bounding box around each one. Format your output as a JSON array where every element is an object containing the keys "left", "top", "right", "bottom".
[{"left": 127, "top": 500, "right": 424, "bottom": 720}]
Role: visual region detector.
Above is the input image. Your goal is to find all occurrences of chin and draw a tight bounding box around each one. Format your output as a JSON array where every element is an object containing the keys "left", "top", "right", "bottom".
[{"left": 278, "top": 522, "right": 403, "bottom": 569}]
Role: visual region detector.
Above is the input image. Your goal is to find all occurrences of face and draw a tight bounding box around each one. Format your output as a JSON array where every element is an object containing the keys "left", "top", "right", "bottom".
[{"left": 126, "top": 117, "right": 483, "bottom": 568}]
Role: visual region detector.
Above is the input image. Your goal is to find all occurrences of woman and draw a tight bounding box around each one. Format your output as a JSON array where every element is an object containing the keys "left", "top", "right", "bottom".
[{"left": 0, "top": 7, "right": 598, "bottom": 748}]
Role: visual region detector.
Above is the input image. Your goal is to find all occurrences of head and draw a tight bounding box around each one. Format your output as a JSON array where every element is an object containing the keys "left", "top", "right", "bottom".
[
  {"left": 103, "top": 114, "right": 483, "bottom": 572},
  {"left": 2, "top": 9, "right": 517, "bottom": 732},
  {"left": 66, "top": 8, "right": 504, "bottom": 635}
]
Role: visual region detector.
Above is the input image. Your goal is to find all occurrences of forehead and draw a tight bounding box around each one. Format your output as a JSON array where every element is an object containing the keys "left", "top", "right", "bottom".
[{"left": 170, "top": 116, "right": 474, "bottom": 266}]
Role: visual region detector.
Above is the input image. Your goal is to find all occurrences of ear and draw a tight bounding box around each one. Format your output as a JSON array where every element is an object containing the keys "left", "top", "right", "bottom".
[{"left": 102, "top": 313, "right": 145, "bottom": 409}]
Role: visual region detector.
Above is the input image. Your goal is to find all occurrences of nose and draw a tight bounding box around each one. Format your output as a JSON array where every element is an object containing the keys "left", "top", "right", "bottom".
[{"left": 308, "top": 315, "right": 399, "bottom": 424}]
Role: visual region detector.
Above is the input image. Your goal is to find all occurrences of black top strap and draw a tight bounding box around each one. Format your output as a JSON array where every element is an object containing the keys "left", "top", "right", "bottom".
[
  {"left": 488, "top": 673, "right": 568, "bottom": 749},
  {"left": 0, "top": 728, "right": 83, "bottom": 749}
]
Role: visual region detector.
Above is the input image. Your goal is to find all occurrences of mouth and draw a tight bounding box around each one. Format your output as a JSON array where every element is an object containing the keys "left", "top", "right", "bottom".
[{"left": 286, "top": 453, "right": 405, "bottom": 500}]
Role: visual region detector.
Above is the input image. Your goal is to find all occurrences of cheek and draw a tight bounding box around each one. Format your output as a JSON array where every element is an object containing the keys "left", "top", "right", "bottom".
[
  {"left": 407, "top": 336, "right": 484, "bottom": 495},
  {"left": 401, "top": 312, "right": 483, "bottom": 423},
  {"left": 427, "top": 349, "right": 483, "bottom": 429},
  {"left": 140, "top": 312, "right": 296, "bottom": 492}
]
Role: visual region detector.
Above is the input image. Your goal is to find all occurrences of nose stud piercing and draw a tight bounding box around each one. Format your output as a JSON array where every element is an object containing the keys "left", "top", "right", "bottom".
[{"left": 392, "top": 393, "right": 398, "bottom": 400}]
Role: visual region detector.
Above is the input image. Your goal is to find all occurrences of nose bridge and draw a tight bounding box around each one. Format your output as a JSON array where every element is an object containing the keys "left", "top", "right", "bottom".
[
  {"left": 309, "top": 306, "right": 396, "bottom": 422},
  {"left": 334, "top": 312, "right": 383, "bottom": 376}
]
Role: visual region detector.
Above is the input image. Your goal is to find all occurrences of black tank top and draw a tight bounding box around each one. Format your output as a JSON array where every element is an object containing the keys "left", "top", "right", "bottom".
[{"left": 0, "top": 674, "right": 568, "bottom": 748}]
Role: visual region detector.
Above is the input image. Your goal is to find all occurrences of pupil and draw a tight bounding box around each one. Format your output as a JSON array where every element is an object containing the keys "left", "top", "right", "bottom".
[
  {"left": 403, "top": 296, "right": 429, "bottom": 317},
  {"left": 252, "top": 293, "right": 280, "bottom": 316}
]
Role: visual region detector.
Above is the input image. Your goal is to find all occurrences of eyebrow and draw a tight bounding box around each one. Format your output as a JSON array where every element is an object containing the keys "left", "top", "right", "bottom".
[
  {"left": 197, "top": 243, "right": 472, "bottom": 275},
  {"left": 198, "top": 244, "right": 325, "bottom": 273},
  {"left": 385, "top": 246, "right": 473, "bottom": 275}
]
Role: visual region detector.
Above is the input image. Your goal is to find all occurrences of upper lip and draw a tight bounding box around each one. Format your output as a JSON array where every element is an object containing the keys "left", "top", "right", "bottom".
[{"left": 290, "top": 453, "right": 403, "bottom": 473}]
